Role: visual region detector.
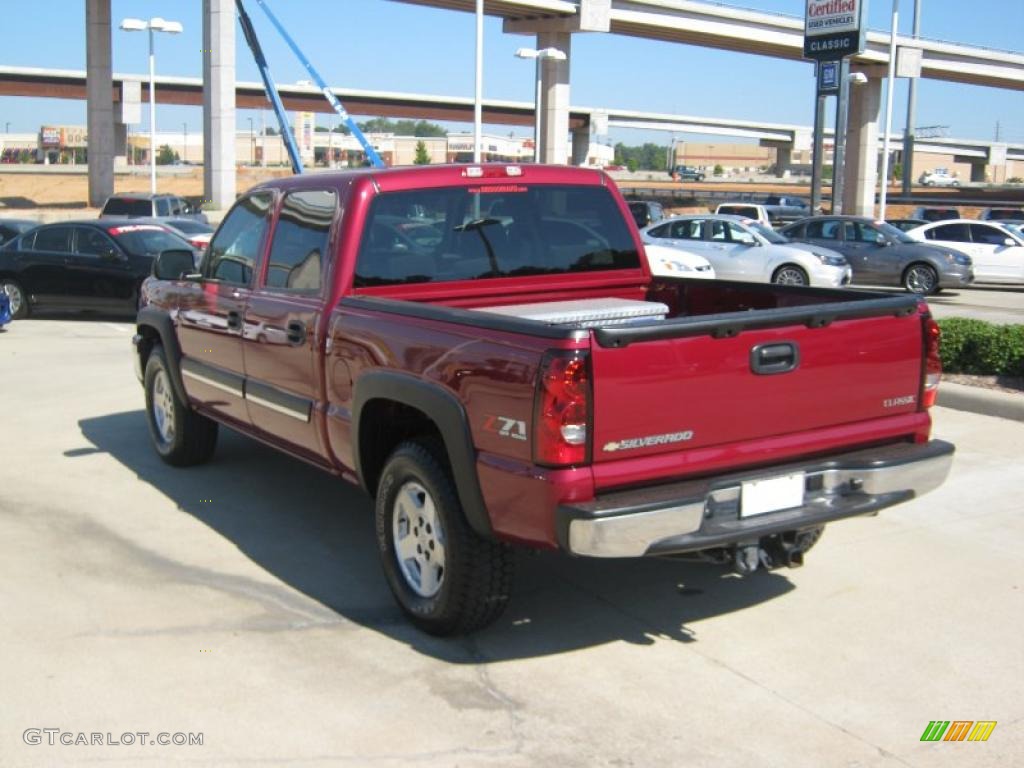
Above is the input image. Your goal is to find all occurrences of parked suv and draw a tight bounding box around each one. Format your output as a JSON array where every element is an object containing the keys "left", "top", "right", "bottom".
[
  {"left": 911, "top": 207, "right": 959, "bottom": 223},
  {"left": 669, "top": 165, "right": 705, "bottom": 182},
  {"left": 100, "top": 193, "right": 208, "bottom": 223},
  {"left": 626, "top": 200, "right": 665, "bottom": 229}
]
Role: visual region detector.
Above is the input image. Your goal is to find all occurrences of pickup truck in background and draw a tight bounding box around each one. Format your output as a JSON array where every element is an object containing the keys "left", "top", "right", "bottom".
[{"left": 134, "top": 164, "right": 954, "bottom": 635}]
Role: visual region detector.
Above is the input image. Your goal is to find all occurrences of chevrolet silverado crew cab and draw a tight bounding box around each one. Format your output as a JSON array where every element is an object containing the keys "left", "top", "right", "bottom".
[{"left": 133, "top": 164, "right": 954, "bottom": 635}]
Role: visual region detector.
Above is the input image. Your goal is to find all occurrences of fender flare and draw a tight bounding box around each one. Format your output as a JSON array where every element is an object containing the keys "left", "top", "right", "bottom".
[
  {"left": 135, "top": 307, "right": 188, "bottom": 404},
  {"left": 352, "top": 371, "right": 494, "bottom": 540}
]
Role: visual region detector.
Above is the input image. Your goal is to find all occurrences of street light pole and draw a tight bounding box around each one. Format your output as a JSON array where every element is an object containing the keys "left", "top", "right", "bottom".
[
  {"left": 120, "top": 17, "right": 182, "bottom": 195},
  {"left": 879, "top": 0, "right": 900, "bottom": 219},
  {"left": 182, "top": 122, "right": 188, "bottom": 164},
  {"left": 148, "top": 24, "right": 156, "bottom": 192}
]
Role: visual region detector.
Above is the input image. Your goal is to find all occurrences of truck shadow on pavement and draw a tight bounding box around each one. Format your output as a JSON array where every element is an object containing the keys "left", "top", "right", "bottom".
[{"left": 77, "top": 410, "right": 796, "bottom": 661}]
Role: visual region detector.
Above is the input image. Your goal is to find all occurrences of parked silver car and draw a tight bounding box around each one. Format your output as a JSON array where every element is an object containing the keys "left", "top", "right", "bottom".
[
  {"left": 642, "top": 215, "right": 851, "bottom": 287},
  {"left": 780, "top": 216, "right": 974, "bottom": 295}
]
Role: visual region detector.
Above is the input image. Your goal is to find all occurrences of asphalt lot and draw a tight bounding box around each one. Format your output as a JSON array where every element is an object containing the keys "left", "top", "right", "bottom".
[
  {"left": 912, "top": 285, "right": 1024, "bottom": 324},
  {"left": 1, "top": 319, "right": 1022, "bottom": 767}
]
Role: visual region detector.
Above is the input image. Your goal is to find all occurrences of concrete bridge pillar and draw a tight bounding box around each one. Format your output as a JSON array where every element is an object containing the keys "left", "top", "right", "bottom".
[
  {"left": 536, "top": 31, "right": 572, "bottom": 164},
  {"left": 86, "top": 0, "right": 114, "bottom": 207},
  {"left": 571, "top": 123, "right": 590, "bottom": 166},
  {"left": 203, "top": 0, "right": 236, "bottom": 210},
  {"left": 842, "top": 76, "right": 882, "bottom": 217}
]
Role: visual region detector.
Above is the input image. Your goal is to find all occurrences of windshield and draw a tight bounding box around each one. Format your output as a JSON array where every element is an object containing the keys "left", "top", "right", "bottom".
[
  {"left": 748, "top": 222, "right": 788, "bottom": 244},
  {"left": 354, "top": 184, "right": 639, "bottom": 287},
  {"left": 107, "top": 225, "right": 192, "bottom": 255}
]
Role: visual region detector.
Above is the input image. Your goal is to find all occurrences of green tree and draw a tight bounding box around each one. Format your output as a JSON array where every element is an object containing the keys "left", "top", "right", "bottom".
[
  {"left": 156, "top": 144, "right": 179, "bottom": 165},
  {"left": 414, "top": 140, "right": 431, "bottom": 165},
  {"left": 713, "top": 164, "right": 724, "bottom": 176}
]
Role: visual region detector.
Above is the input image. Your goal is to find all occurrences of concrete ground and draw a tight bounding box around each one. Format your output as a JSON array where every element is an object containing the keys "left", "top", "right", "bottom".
[{"left": 1, "top": 319, "right": 1021, "bottom": 767}]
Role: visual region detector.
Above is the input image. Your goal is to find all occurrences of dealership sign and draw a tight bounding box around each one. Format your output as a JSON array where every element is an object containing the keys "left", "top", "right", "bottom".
[{"left": 804, "top": 0, "right": 867, "bottom": 60}]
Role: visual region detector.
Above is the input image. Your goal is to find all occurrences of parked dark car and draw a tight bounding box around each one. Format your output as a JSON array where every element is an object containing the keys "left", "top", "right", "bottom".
[
  {"left": 669, "top": 165, "right": 705, "bottom": 181},
  {"left": 762, "top": 195, "right": 812, "bottom": 224},
  {"left": 99, "top": 193, "right": 208, "bottom": 223},
  {"left": 979, "top": 207, "right": 1024, "bottom": 221},
  {"left": 910, "top": 206, "right": 959, "bottom": 223},
  {"left": 780, "top": 216, "right": 974, "bottom": 294},
  {"left": 626, "top": 200, "right": 665, "bottom": 229},
  {"left": 886, "top": 218, "right": 928, "bottom": 232},
  {"left": 0, "top": 218, "right": 38, "bottom": 246},
  {"left": 0, "top": 220, "right": 198, "bottom": 318}
]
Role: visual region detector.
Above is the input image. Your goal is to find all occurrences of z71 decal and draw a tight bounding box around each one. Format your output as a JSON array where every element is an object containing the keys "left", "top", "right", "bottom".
[{"left": 483, "top": 415, "right": 527, "bottom": 441}]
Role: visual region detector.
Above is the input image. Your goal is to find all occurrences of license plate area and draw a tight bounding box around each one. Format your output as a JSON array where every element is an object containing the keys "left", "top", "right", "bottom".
[{"left": 740, "top": 473, "right": 806, "bottom": 518}]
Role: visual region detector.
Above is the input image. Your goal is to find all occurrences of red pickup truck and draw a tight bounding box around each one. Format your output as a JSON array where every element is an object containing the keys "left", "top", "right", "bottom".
[{"left": 133, "top": 164, "right": 953, "bottom": 635}]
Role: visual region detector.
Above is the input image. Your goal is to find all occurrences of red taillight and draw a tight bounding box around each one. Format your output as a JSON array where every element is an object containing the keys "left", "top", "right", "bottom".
[
  {"left": 534, "top": 350, "right": 591, "bottom": 467},
  {"left": 922, "top": 316, "right": 942, "bottom": 409}
]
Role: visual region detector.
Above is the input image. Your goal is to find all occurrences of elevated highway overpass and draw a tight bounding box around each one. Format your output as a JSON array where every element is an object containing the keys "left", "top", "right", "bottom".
[
  {"left": 5, "top": 64, "right": 1019, "bottom": 176},
  {"left": 77, "top": 0, "right": 1023, "bottom": 210}
]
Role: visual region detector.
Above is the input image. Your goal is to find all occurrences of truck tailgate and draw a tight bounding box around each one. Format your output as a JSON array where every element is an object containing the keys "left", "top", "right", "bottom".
[{"left": 590, "top": 312, "right": 924, "bottom": 470}]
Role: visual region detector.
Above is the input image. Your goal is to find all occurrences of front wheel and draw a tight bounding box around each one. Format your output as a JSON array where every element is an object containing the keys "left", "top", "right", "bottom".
[
  {"left": 2, "top": 279, "right": 29, "bottom": 319},
  {"left": 144, "top": 345, "right": 218, "bottom": 466},
  {"left": 375, "top": 440, "right": 513, "bottom": 635},
  {"left": 772, "top": 265, "right": 809, "bottom": 286},
  {"left": 902, "top": 263, "right": 939, "bottom": 295}
]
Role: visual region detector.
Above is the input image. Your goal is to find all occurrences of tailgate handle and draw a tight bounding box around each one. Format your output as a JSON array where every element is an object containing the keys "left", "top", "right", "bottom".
[{"left": 751, "top": 342, "right": 799, "bottom": 375}]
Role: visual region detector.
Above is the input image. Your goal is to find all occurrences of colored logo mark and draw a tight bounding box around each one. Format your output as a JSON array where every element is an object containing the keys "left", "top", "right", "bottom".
[{"left": 920, "top": 721, "right": 997, "bottom": 742}]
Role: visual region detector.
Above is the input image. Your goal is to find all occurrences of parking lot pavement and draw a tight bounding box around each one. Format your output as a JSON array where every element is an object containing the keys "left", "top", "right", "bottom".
[
  {"left": 2, "top": 319, "right": 1021, "bottom": 767},
  {"left": 918, "top": 285, "right": 1023, "bottom": 325}
]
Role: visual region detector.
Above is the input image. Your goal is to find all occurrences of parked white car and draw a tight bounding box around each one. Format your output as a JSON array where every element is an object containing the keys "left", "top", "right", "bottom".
[
  {"left": 642, "top": 243, "right": 715, "bottom": 279},
  {"left": 918, "top": 168, "right": 960, "bottom": 187},
  {"left": 641, "top": 215, "right": 852, "bottom": 287},
  {"left": 905, "top": 219, "right": 1024, "bottom": 284}
]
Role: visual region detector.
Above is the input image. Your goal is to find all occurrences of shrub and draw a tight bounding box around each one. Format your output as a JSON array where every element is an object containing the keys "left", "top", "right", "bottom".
[
  {"left": 713, "top": 164, "right": 724, "bottom": 176},
  {"left": 937, "top": 318, "right": 1024, "bottom": 377}
]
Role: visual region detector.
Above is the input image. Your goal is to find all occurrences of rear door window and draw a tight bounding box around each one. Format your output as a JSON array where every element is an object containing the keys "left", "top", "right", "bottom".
[
  {"left": 669, "top": 219, "right": 703, "bottom": 239},
  {"left": 263, "top": 189, "right": 336, "bottom": 292},
  {"left": 929, "top": 223, "right": 970, "bottom": 242},
  {"left": 32, "top": 226, "right": 72, "bottom": 253},
  {"left": 805, "top": 220, "right": 840, "bottom": 240}
]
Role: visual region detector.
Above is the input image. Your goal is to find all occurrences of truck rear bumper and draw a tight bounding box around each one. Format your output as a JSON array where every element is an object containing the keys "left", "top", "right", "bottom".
[{"left": 557, "top": 439, "right": 954, "bottom": 558}]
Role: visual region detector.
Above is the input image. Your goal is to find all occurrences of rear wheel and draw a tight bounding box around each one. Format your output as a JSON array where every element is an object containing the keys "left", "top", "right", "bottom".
[
  {"left": 2, "top": 279, "right": 29, "bottom": 319},
  {"left": 144, "top": 345, "right": 218, "bottom": 466},
  {"left": 902, "top": 263, "right": 938, "bottom": 295},
  {"left": 375, "top": 440, "right": 513, "bottom": 635},
  {"left": 772, "top": 265, "right": 809, "bottom": 286}
]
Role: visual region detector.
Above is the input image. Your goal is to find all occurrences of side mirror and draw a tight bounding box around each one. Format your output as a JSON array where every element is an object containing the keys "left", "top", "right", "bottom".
[
  {"left": 1004, "top": 237, "right": 1015, "bottom": 247},
  {"left": 875, "top": 234, "right": 889, "bottom": 246},
  {"left": 154, "top": 249, "right": 199, "bottom": 280}
]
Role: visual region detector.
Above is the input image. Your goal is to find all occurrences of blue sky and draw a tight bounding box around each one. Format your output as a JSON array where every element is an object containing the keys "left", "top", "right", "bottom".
[{"left": 1, "top": 0, "right": 1021, "bottom": 145}]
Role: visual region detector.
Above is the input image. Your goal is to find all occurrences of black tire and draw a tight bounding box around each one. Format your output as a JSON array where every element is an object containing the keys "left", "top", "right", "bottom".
[
  {"left": 375, "top": 440, "right": 513, "bottom": 636},
  {"left": 902, "top": 263, "right": 939, "bottom": 295},
  {"left": 772, "top": 264, "right": 809, "bottom": 286},
  {"left": 144, "top": 345, "right": 218, "bottom": 467},
  {"left": 2, "top": 279, "right": 29, "bottom": 319}
]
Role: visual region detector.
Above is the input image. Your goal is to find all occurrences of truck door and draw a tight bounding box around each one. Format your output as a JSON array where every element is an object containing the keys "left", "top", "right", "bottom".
[
  {"left": 243, "top": 188, "right": 337, "bottom": 462},
  {"left": 177, "top": 192, "right": 274, "bottom": 427}
]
